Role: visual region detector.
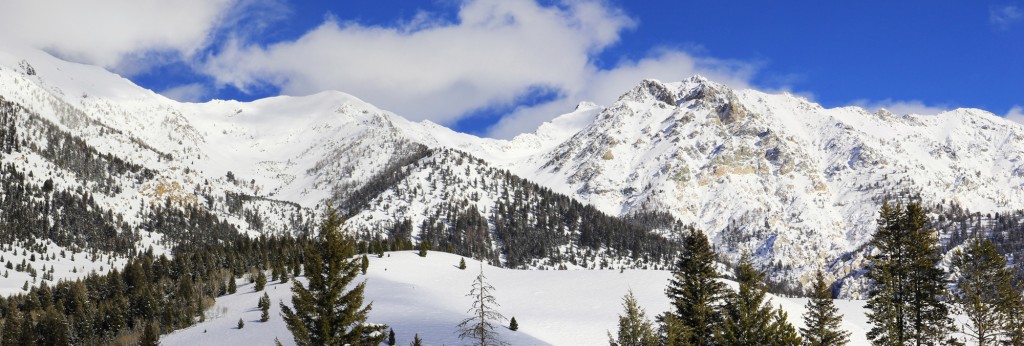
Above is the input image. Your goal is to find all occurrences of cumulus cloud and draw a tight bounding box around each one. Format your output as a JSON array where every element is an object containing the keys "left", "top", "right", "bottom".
[
  {"left": 1005, "top": 105, "right": 1024, "bottom": 124},
  {"left": 991, "top": 5, "right": 1023, "bottom": 30},
  {"left": 850, "top": 99, "right": 949, "bottom": 116},
  {"left": 201, "top": 0, "right": 762, "bottom": 138},
  {"left": 0, "top": 0, "right": 238, "bottom": 74}
]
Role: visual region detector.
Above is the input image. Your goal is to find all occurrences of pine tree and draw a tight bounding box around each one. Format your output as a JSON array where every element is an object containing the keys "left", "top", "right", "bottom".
[
  {"left": 2, "top": 309, "right": 21, "bottom": 346},
  {"left": 1003, "top": 293, "right": 1024, "bottom": 346},
  {"left": 800, "top": 270, "right": 849, "bottom": 346},
  {"left": 388, "top": 328, "right": 396, "bottom": 346},
  {"left": 237, "top": 318, "right": 244, "bottom": 329},
  {"left": 865, "top": 201, "right": 954, "bottom": 346},
  {"left": 457, "top": 263, "right": 508, "bottom": 346},
  {"left": 260, "top": 293, "right": 270, "bottom": 322},
  {"left": 361, "top": 255, "right": 369, "bottom": 275},
  {"left": 768, "top": 308, "right": 802, "bottom": 346},
  {"left": 459, "top": 257, "right": 467, "bottom": 270},
  {"left": 951, "top": 237, "right": 1016, "bottom": 345},
  {"left": 254, "top": 271, "right": 267, "bottom": 291},
  {"left": 280, "top": 206, "right": 388, "bottom": 346},
  {"left": 140, "top": 321, "right": 160, "bottom": 346},
  {"left": 663, "top": 229, "right": 725, "bottom": 346},
  {"left": 418, "top": 241, "right": 428, "bottom": 257},
  {"left": 509, "top": 317, "right": 518, "bottom": 331},
  {"left": 227, "top": 276, "right": 237, "bottom": 294},
  {"left": 410, "top": 334, "right": 423, "bottom": 346},
  {"left": 608, "top": 290, "right": 658, "bottom": 346},
  {"left": 716, "top": 254, "right": 778, "bottom": 346}
]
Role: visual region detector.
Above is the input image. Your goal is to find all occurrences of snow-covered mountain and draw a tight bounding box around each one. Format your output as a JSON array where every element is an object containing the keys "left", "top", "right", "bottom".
[{"left": 2, "top": 42, "right": 1024, "bottom": 294}]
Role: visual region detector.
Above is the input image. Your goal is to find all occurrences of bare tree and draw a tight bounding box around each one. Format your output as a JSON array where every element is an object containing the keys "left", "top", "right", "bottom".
[{"left": 457, "top": 263, "right": 508, "bottom": 346}]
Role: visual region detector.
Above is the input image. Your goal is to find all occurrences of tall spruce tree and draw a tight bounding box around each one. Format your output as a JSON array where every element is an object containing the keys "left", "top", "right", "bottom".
[
  {"left": 950, "top": 237, "right": 1017, "bottom": 345},
  {"left": 769, "top": 308, "right": 802, "bottom": 346},
  {"left": 457, "top": 263, "right": 508, "bottom": 346},
  {"left": 865, "top": 201, "right": 953, "bottom": 346},
  {"left": 608, "top": 290, "right": 658, "bottom": 346},
  {"left": 800, "top": 270, "right": 849, "bottom": 346},
  {"left": 716, "top": 254, "right": 798, "bottom": 346},
  {"left": 279, "top": 206, "right": 387, "bottom": 346},
  {"left": 663, "top": 229, "right": 725, "bottom": 346}
]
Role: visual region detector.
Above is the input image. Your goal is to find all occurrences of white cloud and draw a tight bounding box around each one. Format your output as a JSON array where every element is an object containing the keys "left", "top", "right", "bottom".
[
  {"left": 850, "top": 99, "right": 949, "bottom": 116},
  {"left": 991, "top": 5, "right": 1023, "bottom": 30},
  {"left": 1005, "top": 105, "right": 1024, "bottom": 124},
  {"left": 0, "top": 0, "right": 238, "bottom": 74},
  {"left": 201, "top": 0, "right": 762, "bottom": 138},
  {"left": 160, "top": 83, "right": 207, "bottom": 103}
]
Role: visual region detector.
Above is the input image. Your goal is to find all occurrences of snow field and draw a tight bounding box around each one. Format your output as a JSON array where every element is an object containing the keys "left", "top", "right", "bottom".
[{"left": 163, "top": 251, "right": 870, "bottom": 345}]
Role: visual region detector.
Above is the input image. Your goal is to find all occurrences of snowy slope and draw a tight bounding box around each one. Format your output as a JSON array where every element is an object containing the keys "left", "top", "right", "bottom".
[
  {"left": 161, "top": 251, "right": 872, "bottom": 346},
  {"left": 3, "top": 44, "right": 1024, "bottom": 295}
]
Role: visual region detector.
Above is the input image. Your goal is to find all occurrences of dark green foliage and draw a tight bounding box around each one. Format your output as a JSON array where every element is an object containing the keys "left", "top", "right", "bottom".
[
  {"left": 237, "top": 318, "right": 244, "bottom": 329},
  {"left": 387, "top": 328, "right": 396, "bottom": 345},
  {"left": 260, "top": 293, "right": 271, "bottom": 322},
  {"left": 228, "top": 276, "right": 237, "bottom": 294},
  {"left": 800, "top": 270, "right": 849, "bottom": 346},
  {"left": 663, "top": 229, "right": 725, "bottom": 346},
  {"left": 768, "top": 309, "right": 801, "bottom": 346},
  {"left": 418, "top": 241, "right": 428, "bottom": 257},
  {"left": 608, "top": 291, "right": 657, "bottom": 346},
  {"left": 865, "top": 201, "right": 953, "bottom": 345},
  {"left": 280, "top": 206, "right": 387, "bottom": 346},
  {"left": 254, "top": 271, "right": 267, "bottom": 291},
  {"left": 140, "top": 321, "right": 160, "bottom": 346},
  {"left": 457, "top": 264, "right": 508, "bottom": 346},
  {"left": 717, "top": 254, "right": 796, "bottom": 346},
  {"left": 410, "top": 334, "right": 423, "bottom": 346},
  {"left": 0, "top": 234, "right": 307, "bottom": 345},
  {"left": 951, "top": 237, "right": 1017, "bottom": 345},
  {"left": 509, "top": 316, "right": 518, "bottom": 331},
  {"left": 361, "top": 255, "right": 369, "bottom": 274},
  {"left": 459, "top": 257, "right": 467, "bottom": 270}
]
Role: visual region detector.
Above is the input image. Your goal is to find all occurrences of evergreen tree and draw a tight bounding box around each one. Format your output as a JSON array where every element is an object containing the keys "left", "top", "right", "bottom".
[
  {"left": 457, "top": 263, "right": 508, "bottom": 346},
  {"left": 237, "top": 318, "right": 244, "bottom": 329},
  {"left": 254, "top": 271, "right": 267, "bottom": 291},
  {"left": 509, "top": 317, "right": 518, "bottom": 331},
  {"left": 865, "top": 201, "right": 954, "bottom": 346},
  {"left": 361, "top": 255, "right": 369, "bottom": 275},
  {"left": 260, "top": 293, "right": 270, "bottom": 322},
  {"left": 608, "top": 290, "right": 658, "bottom": 346},
  {"left": 768, "top": 308, "right": 802, "bottom": 346},
  {"left": 656, "top": 313, "right": 690, "bottom": 346},
  {"left": 410, "top": 334, "right": 423, "bottom": 346},
  {"left": 418, "top": 241, "right": 428, "bottom": 257},
  {"left": 800, "top": 270, "right": 850, "bottom": 346},
  {"left": 2, "top": 309, "right": 21, "bottom": 346},
  {"left": 663, "top": 229, "right": 725, "bottom": 346},
  {"left": 388, "top": 328, "right": 396, "bottom": 346},
  {"left": 951, "top": 237, "right": 1016, "bottom": 345},
  {"left": 140, "top": 321, "right": 160, "bottom": 346},
  {"left": 460, "top": 257, "right": 468, "bottom": 270},
  {"left": 1003, "top": 293, "right": 1024, "bottom": 346},
  {"left": 227, "top": 277, "right": 237, "bottom": 294},
  {"left": 280, "top": 206, "right": 387, "bottom": 346},
  {"left": 716, "top": 254, "right": 779, "bottom": 346}
]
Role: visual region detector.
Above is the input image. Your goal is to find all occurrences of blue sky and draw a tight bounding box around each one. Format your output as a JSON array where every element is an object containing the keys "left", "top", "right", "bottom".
[{"left": 3, "top": 1, "right": 1022, "bottom": 137}]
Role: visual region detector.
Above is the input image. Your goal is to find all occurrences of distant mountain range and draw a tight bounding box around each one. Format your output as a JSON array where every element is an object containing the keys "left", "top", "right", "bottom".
[{"left": 3, "top": 42, "right": 1024, "bottom": 296}]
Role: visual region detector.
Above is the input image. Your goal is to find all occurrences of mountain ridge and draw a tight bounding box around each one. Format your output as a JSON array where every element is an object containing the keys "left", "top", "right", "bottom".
[{"left": 2, "top": 45, "right": 1024, "bottom": 295}]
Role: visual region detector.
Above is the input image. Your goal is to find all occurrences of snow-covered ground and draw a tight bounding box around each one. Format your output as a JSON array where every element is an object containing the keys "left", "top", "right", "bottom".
[{"left": 162, "top": 251, "right": 870, "bottom": 345}]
